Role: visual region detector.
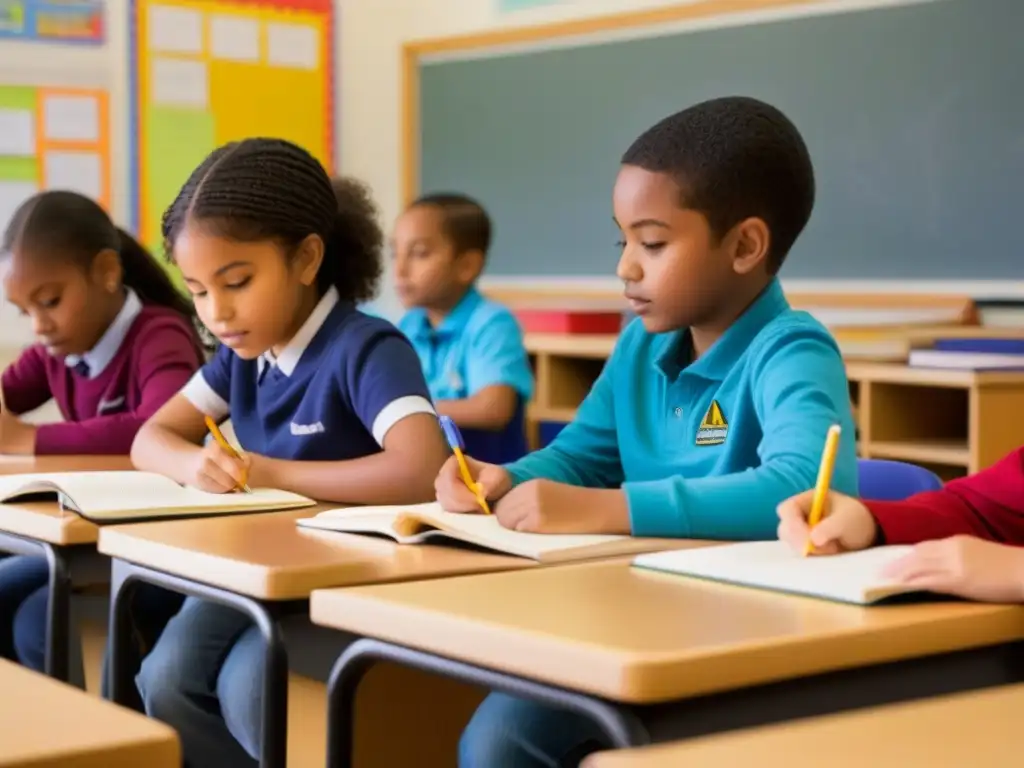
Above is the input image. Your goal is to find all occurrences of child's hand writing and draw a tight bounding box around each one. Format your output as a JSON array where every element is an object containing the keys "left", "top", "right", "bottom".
[
  {"left": 882, "top": 536, "right": 1024, "bottom": 603},
  {"left": 435, "top": 455, "right": 511, "bottom": 513},
  {"left": 192, "top": 440, "right": 251, "bottom": 494},
  {"left": 495, "top": 480, "right": 630, "bottom": 535},
  {"left": 776, "top": 489, "right": 878, "bottom": 555}
]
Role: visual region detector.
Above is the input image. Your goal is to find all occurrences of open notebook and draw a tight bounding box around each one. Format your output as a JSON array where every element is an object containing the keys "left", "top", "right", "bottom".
[
  {"left": 296, "top": 502, "right": 652, "bottom": 563},
  {"left": 633, "top": 541, "right": 920, "bottom": 605},
  {"left": 0, "top": 471, "right": 315, "bottom": 523}
]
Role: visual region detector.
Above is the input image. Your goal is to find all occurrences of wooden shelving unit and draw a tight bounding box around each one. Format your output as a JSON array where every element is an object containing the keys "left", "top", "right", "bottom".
[{"left": 524, "top": 334, "right": 1024, "bottom": 479}]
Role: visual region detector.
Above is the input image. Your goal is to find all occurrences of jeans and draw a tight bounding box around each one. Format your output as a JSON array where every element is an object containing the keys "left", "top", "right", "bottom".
[
  {"left": 0, "top": 555, "right": 48, "bottom": 671},
  {"left": 136, "top": 596, "right": 264, "bottom": 768},
  {"left": 459, "top": 692, "right": 611, "bottom": 767}
]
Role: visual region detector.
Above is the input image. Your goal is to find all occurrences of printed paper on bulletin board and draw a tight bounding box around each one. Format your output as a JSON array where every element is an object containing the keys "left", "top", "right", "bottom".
[
  {"left": 0, "top": 0, "right": 105, "bottom": 43},
  {"left": 130, "top": 0, "right": 335, "bottom": 271},
  {"left": 0, "top": 84, "right": 110, "bottom": 236}
]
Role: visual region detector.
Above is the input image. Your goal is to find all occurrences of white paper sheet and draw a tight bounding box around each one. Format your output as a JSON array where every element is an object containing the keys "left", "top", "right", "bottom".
[
  {"left": 0, "top": 180, "right": 38, "bottom": 236},
  {"left": 43, "top": 151, "right": 103, "bottom": 199},
  {"left": 266, "top": 22, "right": 318, "bottom": 69},
  {"left": 42, "top": 95, "right": 99, "bottom": 143},
  {"left": 210, "top": 14, "right": 259, "bottom": 62},
  {"left": 148, "top": 4, "right": 204, "bottom": 54},
  {"left": 0, "top": 109, "right": 35, "bottom": 157},
  {"left": 151, "top": 57, "right": 209, "bottom": 108}
]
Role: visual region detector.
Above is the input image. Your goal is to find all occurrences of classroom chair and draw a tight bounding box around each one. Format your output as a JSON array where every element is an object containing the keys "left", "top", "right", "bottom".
[{"left": 857, "top": 458, "right": 943, "bottom": 501}]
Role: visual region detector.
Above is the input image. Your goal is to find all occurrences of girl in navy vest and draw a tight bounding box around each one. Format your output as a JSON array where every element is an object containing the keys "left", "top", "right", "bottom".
[
  {"left": 0, "top": 190, "right": 203, "bottom": 673},
  {"left": 130, "top": 138, "right": 449, "bottom": 766}
]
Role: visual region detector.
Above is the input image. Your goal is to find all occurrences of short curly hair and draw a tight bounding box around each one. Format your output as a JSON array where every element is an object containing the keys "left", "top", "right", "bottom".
[
  {"left": 621, "top": 96, "right": 815, "bottom": 273},
  {"left": 162, "top": 138, "right": 383, "bottom": 303},
  {"left": 409, "top": 193, "right": 492, "bottom": 258}
]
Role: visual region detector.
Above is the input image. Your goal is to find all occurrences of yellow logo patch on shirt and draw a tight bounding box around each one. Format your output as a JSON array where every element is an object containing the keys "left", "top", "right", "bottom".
[{"left": 695, "top": 400, "right": 729, "bottom": 446}]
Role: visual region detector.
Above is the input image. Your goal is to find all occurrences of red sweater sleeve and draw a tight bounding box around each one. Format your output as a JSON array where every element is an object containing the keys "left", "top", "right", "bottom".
[
  {"left": 34, "top": 321, "right": 201, "bottom": 456},
  {"left": 1, "top": 346, "right": 54, "bottom": 416},
  {"left": 865, "top": 448, "right": 1024, "bottom": 545}
]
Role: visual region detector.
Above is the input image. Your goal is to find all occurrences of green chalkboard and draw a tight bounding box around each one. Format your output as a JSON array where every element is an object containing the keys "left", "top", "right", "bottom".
[{"left": 420, "top": 0, "right": 1024, "bottom": 279}]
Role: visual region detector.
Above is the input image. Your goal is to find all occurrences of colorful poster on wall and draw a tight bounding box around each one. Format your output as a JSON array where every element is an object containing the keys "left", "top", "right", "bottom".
[
  {"left": 0, "top": 0, "right": 105, "bottom": 43},
  {"left": 0, "top": 85, "right": 110, "bottom": 235},
  {"left": 130, "top": 0, "right": 335, "bottom": 280}
]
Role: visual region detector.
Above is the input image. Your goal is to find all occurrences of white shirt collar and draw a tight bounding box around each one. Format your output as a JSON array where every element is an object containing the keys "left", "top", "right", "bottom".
[
  {"left": 66, "top": 288, "right": 143, "bottom": 378},
  {"left": 258, "top": 286, "right": 339, "bottom": 377}
]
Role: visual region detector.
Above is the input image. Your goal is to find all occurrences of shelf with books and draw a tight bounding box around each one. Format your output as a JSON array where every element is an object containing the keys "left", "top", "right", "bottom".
[{"left": 524, "top": 341, "right": 1024, "bottom": 477}]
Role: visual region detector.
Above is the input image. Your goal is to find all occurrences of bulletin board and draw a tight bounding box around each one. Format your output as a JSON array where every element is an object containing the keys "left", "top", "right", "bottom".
[
  {"left": 129, "top": 0, "right": 335, "bottom": 253},
  {"left": 0, "top": 0, "right": 105, "bottom": 43},
  {"left": 0, "top": 85, "right": 110, "bottom": 236}
]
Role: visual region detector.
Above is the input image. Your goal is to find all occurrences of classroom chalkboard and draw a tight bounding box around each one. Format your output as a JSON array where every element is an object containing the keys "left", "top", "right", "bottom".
[{"left": 419, "top": 0, "right": 1024, "bottom": 279}]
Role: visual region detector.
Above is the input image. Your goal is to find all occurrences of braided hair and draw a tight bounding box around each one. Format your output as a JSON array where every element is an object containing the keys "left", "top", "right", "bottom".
[
  {"left": 2, "top": 190, "right": 200, "bottom": 328},
  {"left": 162, "top": 138, "right": 383, "bottom": 303}
]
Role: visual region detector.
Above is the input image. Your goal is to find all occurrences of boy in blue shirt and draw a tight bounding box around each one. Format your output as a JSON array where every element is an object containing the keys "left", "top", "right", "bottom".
[
  {"left": 435, "top": 96, "right": 859, "bottom": 767},
  {"left": 394, "top": 193, "right": 533, "bottom": 463}
]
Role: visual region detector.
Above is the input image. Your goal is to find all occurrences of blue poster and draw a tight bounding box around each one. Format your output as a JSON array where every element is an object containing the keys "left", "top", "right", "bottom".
[{"left": 0, "top": 0, "right": 104, "bottom": 43}]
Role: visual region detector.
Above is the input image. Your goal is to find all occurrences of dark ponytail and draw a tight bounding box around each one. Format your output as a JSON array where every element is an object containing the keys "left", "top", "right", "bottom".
[
  {"left": 1, "top": 190, "right": 205, "bottom": 346},
  {"left": 162, "top": 138, "right": 383, "bottom": 303},
  {"left": 115, "top": 227, "right": 194, "bottom": 318}
]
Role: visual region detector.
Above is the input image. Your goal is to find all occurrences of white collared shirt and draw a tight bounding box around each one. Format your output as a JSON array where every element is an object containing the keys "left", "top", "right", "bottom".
[
  {"left": 256, "top": 286, "right": 339, "bottom": 378},
  {"left": 66, "top": 289, "right": 143, "bottom": 378}
]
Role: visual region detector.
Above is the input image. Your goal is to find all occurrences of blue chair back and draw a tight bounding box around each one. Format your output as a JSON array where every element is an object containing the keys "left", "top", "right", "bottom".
[
  {"left": 460, "top": 396, "right": 528, "bottom": 465},
  {"left": 857, "top": 458, "right": 943, "bottom": 501}
]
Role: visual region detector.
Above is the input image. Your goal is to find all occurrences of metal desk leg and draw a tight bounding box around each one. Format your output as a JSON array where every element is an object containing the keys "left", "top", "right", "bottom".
[
  {"left": 324, "top": 638, "right": 649, "bottom": 768},
  {"left": 107, "top": 559, "right": 290, "bottom": 768},
  {"left": 0, "top": 532, "right": 71, "bottom": 681}
]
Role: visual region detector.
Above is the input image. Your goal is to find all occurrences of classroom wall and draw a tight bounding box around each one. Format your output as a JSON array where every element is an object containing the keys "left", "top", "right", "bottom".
[{"left": 341, "top": 0, "right": 689, "bottom": 321}]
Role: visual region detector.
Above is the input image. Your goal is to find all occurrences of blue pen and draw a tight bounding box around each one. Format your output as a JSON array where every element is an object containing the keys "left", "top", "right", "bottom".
[{"left": 438, "top": 416, "right": 491, "bottom": 514}]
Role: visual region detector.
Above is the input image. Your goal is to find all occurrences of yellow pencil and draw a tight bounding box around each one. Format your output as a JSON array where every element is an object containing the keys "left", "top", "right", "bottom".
[
  {"left": 804, "top": 424, "right": 842, "bottom": 556},
  {"left": 439, "top": 416, "right": 491, "bottom": 515},
  {"left": 204, "top": 415, "right": 252, "bottom": 493}
]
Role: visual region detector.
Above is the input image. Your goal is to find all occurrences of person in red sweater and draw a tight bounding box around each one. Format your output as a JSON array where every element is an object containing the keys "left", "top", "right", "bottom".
[
  {"left": 0, "top": 190, "right": 204, "bottom": 674},
  {"left": 777, "top": 448, "right": 1024, "bottom": 603}
]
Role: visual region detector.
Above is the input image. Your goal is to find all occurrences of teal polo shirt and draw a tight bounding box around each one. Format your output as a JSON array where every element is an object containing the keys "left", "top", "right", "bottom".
[
  {"left": 398, "top": 288, "right": 534, "bottom": 463},
  {"left": 505, "top": 279, "right": 859, "bottom": 539}
]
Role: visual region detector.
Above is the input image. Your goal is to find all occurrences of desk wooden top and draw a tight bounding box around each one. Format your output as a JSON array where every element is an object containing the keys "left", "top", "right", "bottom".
[
  {"left": 583, "top": 682, "right": 1024, "bottom": 767},
  {"left": 309, "top": 560, "right": 1024, "bottom": 703},
  {"left": 98, "top": 508, "right": 545, "bottom": 600},
  {"left": 0, "top": 456, "right": 132, "bottom": 546},
  {"left": 0, "top": 658, "right": 179, "bottom": 767}
]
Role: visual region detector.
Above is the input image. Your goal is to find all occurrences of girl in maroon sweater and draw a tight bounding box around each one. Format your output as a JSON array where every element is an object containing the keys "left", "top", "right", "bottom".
[
  {"left": 777, "top": 448, "right": 1024, "bottom": 603},
  {"left": 0, "top": 190, "right": 203, "bottom": 674}
]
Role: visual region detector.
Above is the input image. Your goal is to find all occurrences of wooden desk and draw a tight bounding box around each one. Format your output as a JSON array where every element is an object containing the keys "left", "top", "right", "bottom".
[
  {"left": 583, "top": 682, "right": 1024, "bottom": 767},
  {"left": 98, "top": 508, "right": 534, "bottom": 600},
  {"left": 0, "top": 456, "right": 132, "bottom": 681},
  {"left": 99, "top": 510, "right": 687, "bottom": 768},
  {"left": 310, "top": 560, "right": 1024, "bottom": 767},
  {"left": 0, "top": 658, "right": 179, "bottom": 767},
  {"left": 0, "top": 456, "right": 131, "bottom": 544}
]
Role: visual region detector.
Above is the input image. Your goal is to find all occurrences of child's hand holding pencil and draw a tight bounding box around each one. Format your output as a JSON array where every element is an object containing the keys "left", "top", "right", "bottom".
[
  {"left": 776, "top": 424, "right": 878, "bottom": 555},
  {"left": 192, "top": 416, "right": 253, "bottom": 494}
]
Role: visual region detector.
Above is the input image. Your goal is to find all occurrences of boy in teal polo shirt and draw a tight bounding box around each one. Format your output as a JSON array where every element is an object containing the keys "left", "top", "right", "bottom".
[
  {"left": 394, "top": 193, "right": 534, "bottom": 463},
  {"left": 436, "top": 96, "right": 859, "bottom": 767}
]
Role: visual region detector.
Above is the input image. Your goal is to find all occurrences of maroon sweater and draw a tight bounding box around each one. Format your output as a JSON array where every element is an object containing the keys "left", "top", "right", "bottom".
[
  {"left": 867, "top": 447, "right": 1024, "bottom": 545},
  {"left": 1, "top": 305, "right": 202, "bottom": 455}
]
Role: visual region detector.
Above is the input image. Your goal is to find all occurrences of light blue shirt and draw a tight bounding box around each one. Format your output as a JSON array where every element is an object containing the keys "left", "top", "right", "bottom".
[
  {"left": 398, "top": 288, "right": 534, "bottom": 403},
  {"left": 504, "top": 279, "right": 859, "bottom": 539}
]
